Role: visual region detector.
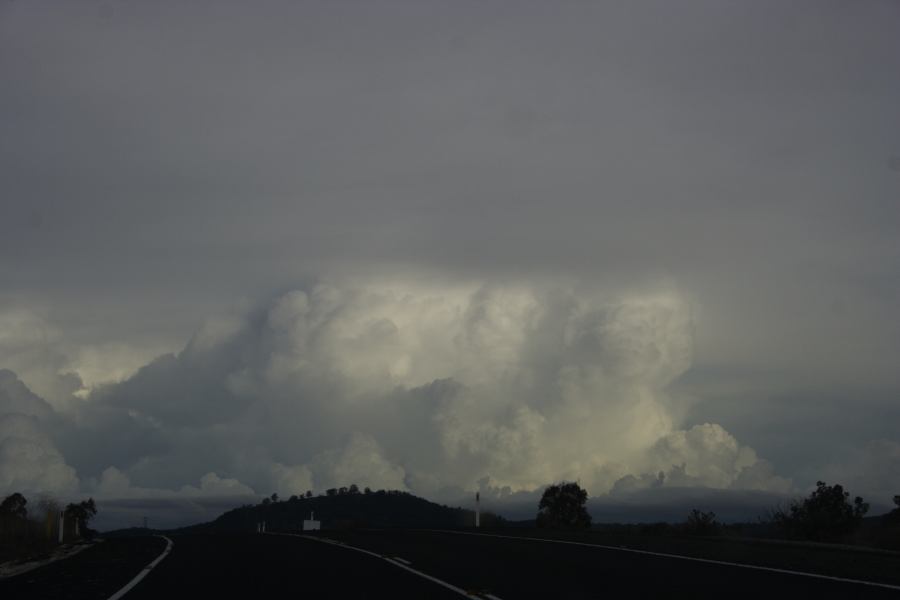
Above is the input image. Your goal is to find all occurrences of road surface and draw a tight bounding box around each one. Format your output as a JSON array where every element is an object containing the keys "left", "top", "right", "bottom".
[
  {"left": 2, "top": 530, "right": 899, "bottom": 598},
  {"left": 307, "top": 529, "right": 900, "bottom": 598}
]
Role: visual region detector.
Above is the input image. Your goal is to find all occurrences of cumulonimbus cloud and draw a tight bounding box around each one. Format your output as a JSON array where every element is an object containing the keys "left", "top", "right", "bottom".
[{"left": 67, "top": 280, "right": 790, "bottom": 502}]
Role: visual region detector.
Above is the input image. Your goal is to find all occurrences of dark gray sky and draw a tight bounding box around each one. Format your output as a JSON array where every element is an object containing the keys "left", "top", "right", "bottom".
[{"left": 2, "top": 0, "right": 899, "bottom": 528}]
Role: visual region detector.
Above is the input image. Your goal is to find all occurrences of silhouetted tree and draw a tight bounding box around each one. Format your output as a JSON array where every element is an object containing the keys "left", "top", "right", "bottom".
[
  {"left": 305, "top": 490, "right": 313, "bottom": 498},
  {"left": 65, "top": 498, "right": 97, "bottom": 534},
  {"left": 270, "top": 493, "right": 279, "bottom": 503},
  {"left": 1, "top": 492, "right": 27, "bottom": 519},
  {"left": 684, "top": 509, "right": 719, "bottom": 535},
  {"left": 536, "top": 482, "right": 591, "bottom": 530},
  {"left": 773, "top": 481, "right": 869, "bottom": 542},
  {"left": 348, "top": 484, "right": 360, "bottom": 495},
  {"left": 326, "top": 488, "right": 337, "bottom": 497},
  {"left": 885, "top": 495, "right": 900, "bottom": 524},
  {"left": 364, "top": 487, "right": 372, "bottom": 495}
]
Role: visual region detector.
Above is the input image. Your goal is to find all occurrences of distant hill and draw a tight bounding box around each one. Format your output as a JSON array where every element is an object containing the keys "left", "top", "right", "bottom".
[
  {"left": 175, "top": 489, "right": 505, "bottom": 533},
  {"left": 102, "top": 526, "right": 155, "bottom": 538}
]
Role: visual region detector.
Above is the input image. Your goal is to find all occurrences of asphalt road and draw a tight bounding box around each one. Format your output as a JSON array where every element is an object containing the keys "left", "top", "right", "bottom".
[
  {"left": 317, "top": 529, "right": 900, "bottom": 598},
  {"left": 126, "top": 532, "right": 463, "bottom": 599},
  {"left": 2, "top": 530, "right": 898, "bottom": 599}
]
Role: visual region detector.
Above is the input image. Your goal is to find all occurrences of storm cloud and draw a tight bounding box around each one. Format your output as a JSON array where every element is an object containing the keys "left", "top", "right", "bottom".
[{"left": 1, "top": 1, "right": 899, "bottom": 527}]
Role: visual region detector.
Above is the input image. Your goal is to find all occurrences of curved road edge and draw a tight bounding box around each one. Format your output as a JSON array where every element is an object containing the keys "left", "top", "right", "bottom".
[{"left": 106, "top": 536, "right": 173, "bottom": 600}]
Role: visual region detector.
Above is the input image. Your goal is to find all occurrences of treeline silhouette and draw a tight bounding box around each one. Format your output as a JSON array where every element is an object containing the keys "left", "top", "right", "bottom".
[
  {"left": 0, "top": 492, "right": 98, "bottom": 563},
  {"left": 189, "top": 480, "right": 900, "bottom": 550},
  {"left": 531, "top": 479, "right": 899, "bottom": 550},
  {"left": 632, "top": 483, "right": 900, "bottom": 551},
  {"left": 184, "top": 486, "right": 505, "bottom": 533}
]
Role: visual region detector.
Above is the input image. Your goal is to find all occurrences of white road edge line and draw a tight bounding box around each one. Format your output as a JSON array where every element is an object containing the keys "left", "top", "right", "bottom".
[
  {"left": 392, "top": 556, "right": 412, "bottom": 565},
  {"left": 269, "top": 532, "right": 499, "bottom": 599},
  {"left": 106, "top": 535, "right": 174, "bottom": 600},
  {"left": 426, "top": 529, "right": 900, "bottom": 592}
]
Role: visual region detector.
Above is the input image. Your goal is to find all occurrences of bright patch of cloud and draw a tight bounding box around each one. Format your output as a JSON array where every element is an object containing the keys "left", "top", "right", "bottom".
[{"left": 74, "top": 281, "right": 791, "bottom": 499}]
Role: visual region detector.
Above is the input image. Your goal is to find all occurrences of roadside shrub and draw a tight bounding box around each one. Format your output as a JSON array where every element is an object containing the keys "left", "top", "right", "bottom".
[
  {"left": 886, "top": 496, "right": 900, "bottom": 525},
  {"left": 869, "top": 495, "right": 900, "bottom": 551},
  {"left": 772, "top": 481, "right": 868, "bottom": 542},
  {"left": 683, "top": 509, "right": 719, "bottom": 536}
]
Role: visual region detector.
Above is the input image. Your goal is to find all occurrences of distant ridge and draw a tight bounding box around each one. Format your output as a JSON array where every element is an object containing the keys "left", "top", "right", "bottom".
[{"left": 173, "top": 489, "right": 505, "bottom": 533}]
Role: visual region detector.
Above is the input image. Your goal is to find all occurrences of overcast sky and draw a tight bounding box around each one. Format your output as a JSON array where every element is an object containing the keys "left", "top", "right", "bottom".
[{"left": 2, "top": 0, "right": 899, "bottom": 529}]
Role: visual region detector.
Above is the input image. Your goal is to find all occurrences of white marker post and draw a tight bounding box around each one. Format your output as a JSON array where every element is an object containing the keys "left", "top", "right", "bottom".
[
  {"left": 475, "top": 492, "right": 480, "bottom": 528},
  {"left": 302, "top": 511, "right": 321, "bottom": 531}
]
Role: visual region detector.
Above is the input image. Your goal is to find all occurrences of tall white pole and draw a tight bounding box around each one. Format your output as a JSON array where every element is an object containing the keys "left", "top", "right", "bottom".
[{"left": 58, "top": 510, "right": 65, "bottom": 543}]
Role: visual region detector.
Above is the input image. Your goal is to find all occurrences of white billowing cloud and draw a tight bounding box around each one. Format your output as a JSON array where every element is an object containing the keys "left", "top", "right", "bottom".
[
  {"left": 79, "top": 281, "right": 790, "bottom": 500},
  {"left": 0, "top": 307, "right": 172, "bottom": 406},
  {"left": 309, "top": 433, "right": 407, "bottom": 492},
  {"left": 0, "top": 368, "right": 54, "bottom": 420},
  {"left": 267, "top": 462, "right": 314, "bottom": 497},
  {"left": 646, "top": 423, "right": 791, "bottom": 493},
  {"left": 258, "top": 284, "right": 532, "bottom": 395},
  {"left": 0, "top": 370, "right": 79, "bottom": 495},
  {"left": 94, "top": 466, "right": 135, "bottom": 497},
  {"left": 0, "top": 280, "right": 798, "bottom": 510},
  {"left": 0, "top": 309, "right": 80, "bottom": 411},
  {"left": 95, "top": 466, "right": 255, "bottom": 499},
  {"left": 180, "top": 472, "right": 256, "bottom": 497},
  {"left": 0, "top": 414, "right": 79, "bottom": 495},
  {"left": 70, "top": 341, "right": 175, "bottom": 396}
]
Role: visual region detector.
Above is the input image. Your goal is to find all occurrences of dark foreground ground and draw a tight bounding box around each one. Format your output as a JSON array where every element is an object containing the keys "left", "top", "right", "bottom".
[{"left": 2, "top": 529, "right": 899, "bottom": 599}]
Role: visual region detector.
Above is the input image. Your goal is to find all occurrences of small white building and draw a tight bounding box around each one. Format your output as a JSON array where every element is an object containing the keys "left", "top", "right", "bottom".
[{"left": 302, "top": 511, "right": 321, "bottom": 531}]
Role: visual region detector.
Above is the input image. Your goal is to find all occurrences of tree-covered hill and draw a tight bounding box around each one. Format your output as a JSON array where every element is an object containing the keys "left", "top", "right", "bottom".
[{"left": 177, "top": 488, "right": 504, "bottom": 533}]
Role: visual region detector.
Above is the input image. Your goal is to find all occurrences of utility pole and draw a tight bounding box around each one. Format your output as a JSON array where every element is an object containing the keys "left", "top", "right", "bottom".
[
  {"left": 475, "top": 492, "right": 480, "bottom": 528},
  {"left": 58, "top": 510, "right": 65, "bottom": 543}
]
